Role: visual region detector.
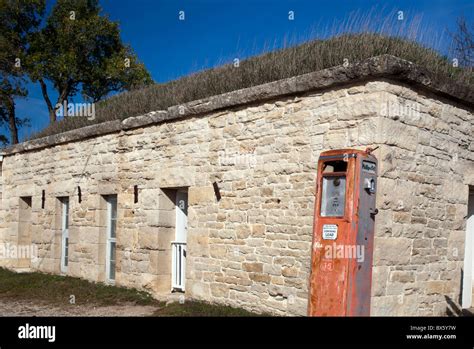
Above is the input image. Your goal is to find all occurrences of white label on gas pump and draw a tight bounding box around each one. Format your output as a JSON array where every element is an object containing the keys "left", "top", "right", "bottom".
[{"left": 322, "top": 224, "right": 338, "bottom": 240}]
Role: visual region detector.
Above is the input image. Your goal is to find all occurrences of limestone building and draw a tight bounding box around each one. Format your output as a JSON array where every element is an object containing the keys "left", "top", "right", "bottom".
[{"left": 0, "top": 55, "right": 473, "bottom": 316}]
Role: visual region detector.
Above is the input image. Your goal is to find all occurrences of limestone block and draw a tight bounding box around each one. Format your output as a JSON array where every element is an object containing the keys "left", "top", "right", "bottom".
[
  {"left": 371, "top": 266, "right": 389, "bottom": 297},
  {"left": 242, "top": 262, "right": 263, "bottom": 273},
  {"left": 374, "top": 237, "right": 412, "bottom": 265},
  {"left": 159, "top": 168, "right": 195, "bottom": 188},
  {"left": 188, "top": 186, "right": 215, "bottom": 205},
  {"left": 210, "top": 283, "right": 229, "bottom": 298},
  {"left": 249, "top": 273, "right": 271, "bottom": 283}
]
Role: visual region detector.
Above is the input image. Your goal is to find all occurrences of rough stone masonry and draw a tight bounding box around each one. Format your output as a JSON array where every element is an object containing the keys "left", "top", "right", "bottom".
[{"left": 0, "top": 55, "right": 473, "bottom": 316}]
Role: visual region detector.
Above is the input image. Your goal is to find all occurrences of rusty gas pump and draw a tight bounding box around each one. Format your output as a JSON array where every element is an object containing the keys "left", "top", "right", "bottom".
[{"left": 308, "top": 148, "right": 378, "bottom": 316}]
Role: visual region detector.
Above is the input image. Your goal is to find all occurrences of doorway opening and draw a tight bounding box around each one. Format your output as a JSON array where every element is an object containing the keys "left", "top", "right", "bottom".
[
  {"left": 58, "top": 197, "right": 69, "bottom": 274},
  {"left": 171, "top": 189, "right": 188, "bottom": 292},
  {"left": 18, "top": 196, "right": 32, "bottom": 268},
  {"left": 462, "top": 186, "right": 474, "bottom": 309}
]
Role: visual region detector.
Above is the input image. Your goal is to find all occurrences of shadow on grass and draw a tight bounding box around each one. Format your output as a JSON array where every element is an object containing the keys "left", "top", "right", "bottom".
[
  {"left": 0, "top": 267, "right": 269, "bottom": 316},
  {"left": 0, "top": 267, "right": 159, "bottom": 306},
  {"left": 152, "top": 300, "right": 269, "bottom": 317}
]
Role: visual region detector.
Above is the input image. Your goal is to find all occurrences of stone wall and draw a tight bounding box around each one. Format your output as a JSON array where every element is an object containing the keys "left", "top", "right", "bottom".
[
  {"left": 0, "top": 79, "right": 472, "bottom": 316},
  {"left": 366, "top": 83, "right": 473, "bottom": 315}
]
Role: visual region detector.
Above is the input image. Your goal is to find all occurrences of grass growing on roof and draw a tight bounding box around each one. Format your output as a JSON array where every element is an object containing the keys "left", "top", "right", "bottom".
[{"left": 27, "top": 16, "right": 473, "bottom": 141}]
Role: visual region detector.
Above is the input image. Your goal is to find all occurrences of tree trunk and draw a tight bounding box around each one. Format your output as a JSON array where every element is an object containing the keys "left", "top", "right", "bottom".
[
  {"left": 39, "top": 79, "right": 72, "bottom": 123},
  {"left": 56, "top": 82, "right": 71, "bottom": 118},
  {"left": 39, "top": 79, "right": 56, "bottom": 124},
  {"left": 5, "top": 95, "right": 19, "bottom": 144}
]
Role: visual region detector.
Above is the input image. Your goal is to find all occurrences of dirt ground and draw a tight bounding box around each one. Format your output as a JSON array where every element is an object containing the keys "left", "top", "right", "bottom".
[{"left": 0, "top": 298, "right": 159, "bottom": 317}]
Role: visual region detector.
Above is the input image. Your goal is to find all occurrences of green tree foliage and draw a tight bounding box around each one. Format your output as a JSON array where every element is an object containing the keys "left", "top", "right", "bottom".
[
  {"left": 0, "top": 0, "right": 45, "bottom": 144},
  {"left": 27, "top": 0, "right": 152, "bottom": 124}
]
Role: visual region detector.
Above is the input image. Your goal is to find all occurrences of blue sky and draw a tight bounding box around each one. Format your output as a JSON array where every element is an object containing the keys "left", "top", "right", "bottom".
[{"left": 10, "top": 0, "right": 474, "bottom": 142}]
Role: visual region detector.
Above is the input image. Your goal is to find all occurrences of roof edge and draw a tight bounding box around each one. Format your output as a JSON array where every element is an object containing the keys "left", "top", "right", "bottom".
[{"left": 2, "top": 54, "right": 473, "bottom": 156}]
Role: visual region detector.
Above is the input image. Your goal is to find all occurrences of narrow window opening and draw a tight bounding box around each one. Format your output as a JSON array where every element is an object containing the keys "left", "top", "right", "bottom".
[
  {"left": 58, "top": 197, "right": 69, "bottom": 273},
  {"left": 104, "top": 195, "right": 117, "bottom": 282},
  {"left": 18, "top": 196, "right": 32, "bottom": 268}
]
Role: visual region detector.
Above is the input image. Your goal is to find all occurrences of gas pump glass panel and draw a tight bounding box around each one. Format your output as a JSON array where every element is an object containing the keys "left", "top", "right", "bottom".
[{"left": 321, "top": 175, "right": 346, "bottom": 217}]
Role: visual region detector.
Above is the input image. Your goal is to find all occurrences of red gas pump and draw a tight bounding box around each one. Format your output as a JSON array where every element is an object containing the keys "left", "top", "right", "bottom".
[{"left": 308, "top": 148, "right": 378, "bottom": 316}]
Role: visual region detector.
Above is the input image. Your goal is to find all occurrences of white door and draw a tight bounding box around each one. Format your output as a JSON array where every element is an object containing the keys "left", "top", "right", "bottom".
[
  {"left": 462, "top": 190, "right": 474, "bottom": 308},
  {"left": 172, "top": 190, "right": 188, "bottom": 291},
  {"left": 105, "top": 195, "right": 117, "bottom": 283},
  {"left": 60, "top": 198, "right": 69, "bottom": 273}
]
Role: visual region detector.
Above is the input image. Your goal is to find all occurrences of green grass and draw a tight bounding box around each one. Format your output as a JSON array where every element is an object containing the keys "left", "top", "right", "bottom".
[
  {"left": 0, "top": 267, "right": 265, "bottom": 316},
  {"left": 152, "top": 300, "right": 267, "bottom": 317},
  {"left": 0, "top": 267, "right": 158, "bottom": 306}
]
